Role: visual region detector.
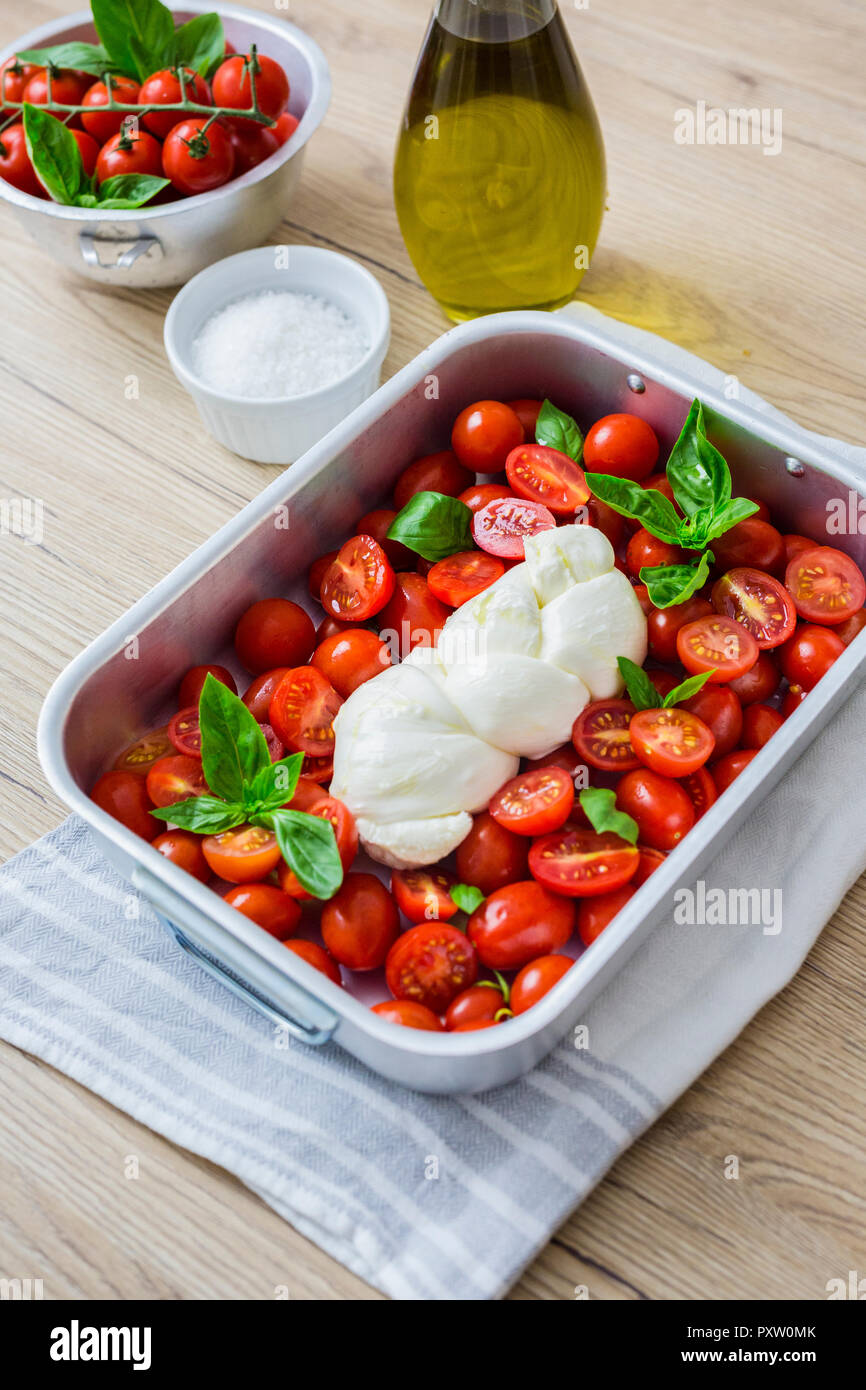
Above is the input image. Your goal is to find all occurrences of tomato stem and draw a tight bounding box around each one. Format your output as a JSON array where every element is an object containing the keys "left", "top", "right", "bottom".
[{"left": 5, "top": 97, "right": 274, "bottom": 127}]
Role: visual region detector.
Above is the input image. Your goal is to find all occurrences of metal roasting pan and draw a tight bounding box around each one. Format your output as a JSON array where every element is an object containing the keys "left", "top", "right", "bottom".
[{"left": 37, "top": 311, "right": 866, "bottom": 1093}]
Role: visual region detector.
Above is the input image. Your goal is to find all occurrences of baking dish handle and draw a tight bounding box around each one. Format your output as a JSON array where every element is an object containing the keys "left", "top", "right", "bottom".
[{"left": 132, "top": 866, "right": 338, "bottom": 1046}]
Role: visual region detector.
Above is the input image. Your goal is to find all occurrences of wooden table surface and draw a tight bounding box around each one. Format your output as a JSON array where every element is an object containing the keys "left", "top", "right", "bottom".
[{"left": 2, "top": 0, "right": 865, "bottom": 1301}]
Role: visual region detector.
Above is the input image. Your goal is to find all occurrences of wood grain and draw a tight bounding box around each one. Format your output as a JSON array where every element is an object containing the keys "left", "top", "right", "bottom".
[{"left": 1, "top": 0, "right": 864, "bottom": 1301}]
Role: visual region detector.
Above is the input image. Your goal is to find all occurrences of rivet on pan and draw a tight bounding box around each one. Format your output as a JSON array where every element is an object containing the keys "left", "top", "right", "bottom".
[
  {"left": 785, "top": 457, "right": 805, "bottom": 477},
  {"left": 626, "top": 373, "right": 646, "bottom": 394}
]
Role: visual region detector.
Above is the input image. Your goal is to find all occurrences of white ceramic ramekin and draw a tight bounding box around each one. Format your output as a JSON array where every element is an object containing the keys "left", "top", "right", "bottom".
[{"left": 163, "top": 245, "right": 391, "bottom": 463}]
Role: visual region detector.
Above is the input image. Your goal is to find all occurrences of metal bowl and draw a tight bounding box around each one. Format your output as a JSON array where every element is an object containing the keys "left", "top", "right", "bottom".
[{"left": 0, "top": 3, "right": 331, "bottom": 288}]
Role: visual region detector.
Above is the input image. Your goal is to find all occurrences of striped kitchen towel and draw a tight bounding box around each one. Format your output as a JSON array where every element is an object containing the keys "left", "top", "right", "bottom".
[{"left": 2, "top": 306, "right": 864, "bottom": 1299}]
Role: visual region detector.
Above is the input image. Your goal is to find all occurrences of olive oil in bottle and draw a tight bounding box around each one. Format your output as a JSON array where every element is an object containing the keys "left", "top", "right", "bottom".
[{"left": 394, "top": 0, "right": 606, "bottom": 321}]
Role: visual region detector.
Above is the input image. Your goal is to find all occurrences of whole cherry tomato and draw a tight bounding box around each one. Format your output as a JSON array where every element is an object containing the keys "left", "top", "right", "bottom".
[
  {"left": 281, "top": 938, "right": 342, "bottom": 985},
  {"left": 584, "top": 414, "right": 659, "bottom": 482},
  {"left": 311, "top": 627, "right": 390, "bottom": 697},
  {"left": 235, "top": 598, "right": 315, "bottom": 674},
  {"left": 276, "top": 795, "right": 357, "bottom": 897},
  {"left": 224, "top": 883, "right": 301, "bottom": 939},
  {"left": 647, "top": 597, "right": 713, "bottom": 664},
  {"left": 321, "top": 873, "right": 399, "bottom": 970},
  {"left": 212, "top": 51, "right": 290, "bottom": 127},
  {"left": 835, "top": 609, "right": 866, "bottom": 646},
  {"left": 178, "top": 664, "right": 237, "bottom": 708},
  {"left": 153, "top": 829, "right": 210, "bottom": 881},
  {"left": 23, "top": 67, "right": 92, "bottom": 118},
  {"left": 445, "top": 982, "right": 507, "bottom": 1030},
  {"left": 616, "top": 769, "right": 695, "bottom": 851},
  {"left": 139, "top": 67, "right": 212, "bottom": 138},
  {"left": 393, "top": 450, "right": 474, "bottom": 510},
  {"left": 510, "top": 954, "right": 573, "bottom": 1012},
  {"left": 371, "top": 1000, "right": 444, "bottom": 1030},
  {"left": 626, "top": 527, "right": 685, "bottom": 577},
  {"left": 506, "top": 398, "right": 543, "bottom": 437},
  {"left": 711, "top": 519, "right": 786, "bottom": 575},
  {"left": 81, "top": 75, "right": 141, "bottom": 143},
  {"left": 0, "top": 123, "right": 42, "bottom": 195},
  {"left": 1, "top": 58, "right": 40, "bottom": 106},
  {"left": 458, "top": 482, "right": 515, "bottom": 514},
  {"left": 455, "top": 811, "right": 529, "bottom": 895},
  {"left": 727, "top": 651, "right": 780, "bottom": 705},
  {"left": 451, "top": 400, "right": 523, "bottom": 471},
  {"left": 741, "top": 702, "right": 784, "bottom": 749},
  {"left": 377, "top": 572, "right": 449, "bottom": 657},
  {"left": 577, "top": 885, "right": 637, "bottom": 946},
  {"left": 681, "top": 685, "right": 743, "bottom": 759},
  {"left": 354, "top": 507, "right": 414, "bottom": 568},
  {"left": 162, "top": 118, "right": 235, "bottom": 195},
  {"left": 712, "top": 749, "right": 758, "bottom": 793},
  {"left": 91, "top": 770, "right": 161, "bottom": 841},
  {"left": 468, "top": 881, "right": 575, "bottom": 969},
  {"left": 778, "top": 624, "right": 845, "bottom": 690},
  {"left": 96, "top": 128, "right": 164, "bottom": 182}
]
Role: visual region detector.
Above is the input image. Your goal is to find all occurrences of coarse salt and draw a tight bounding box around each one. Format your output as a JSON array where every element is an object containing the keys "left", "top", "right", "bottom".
[{"left": 191, "top": 290, "right": 369, "bottom": 399}]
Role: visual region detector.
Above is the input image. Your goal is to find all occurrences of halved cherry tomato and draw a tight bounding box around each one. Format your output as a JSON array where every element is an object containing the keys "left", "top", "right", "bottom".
[
  {"left": 711, "top": 567, "right": 796, "bottom": 650},
  {"left": 584, "top": 414, "right": 659, "bottom": 482},
  {"left": 146, "top": 754, "right": 208, "bottom": 808},
  {"left": 577, "top": 886, "right": 637, "bottom": 946},
  {"left": 311, "top": 627, "right": 390, "bottom": 697},
  {"left": 468, "top": 881, "right": 575, "bottom": 968},
  {"left": 242, "top": 667, "right": 293, "bottom": 722},
  {"left": 284, "top": 938, "right": 343, "bottom": 986},
  {"left": 235, "top": 598, "right": 315, "bottom": 675},
  {"left": 778, "top": 624, "right": 845, "bottom": 690},
  {"left": 711, "top": 519, "right": 786, "bottom": 575},
  {"left": 505, "top": 443, "right": 590, "bottom": 515},
  {"left": 202, "top": 825, "right": 281, "bottom": 883},
  {"left": 455, "top": 811, "right": 529, "bottom": 895},
  {"left": 91, "top": 770, "right": 161, "bottom": 840},
  {"left": 681, "top": 766, "right": 717, "bottom": 819},
  {"left": 572, "top": 699, "right": 639, "bottom": 772},
  {"left": 269, "top": 666, "right": 342, "bottom": 755},
  {"left": 114, "top": 727, "right": 173, "bottom": 775},
  {"left": 633, "top": 845, "right": 667, "bottom": 885},
  {"left": 676, "top": 615, "right": 759, "bottom": 682},
  {"left": 224, "top": 883, "right": 301, "bottom": 939},
  {"left": 393, "top": 450, "right": 474, "bottom": 510},
  {"left": 741, "top": 703, "right": 784, "bottom": 749},
  {"left": 153, "top": 830, "right": 209, "bottom": 881},
  {"left": 391, "top": 868, "right": 458, "bottom": 923},
  {"left": 458, "top": 482, "right": 515, "bottom": 514},
  {"left": 179, "top": 664, "right": 237, "bottom": 708},
  {"left": 616, "top": 769, "right": 695, "bottom": 850},
  {"left": 371, "top": 1000, "right": 444, "bottom": 1030},
  {"left": 785, "top": 546, "right": 866, "bottom": 625},
  {"left": 836, "top": 609, "right": 866, "bottom": 646},
  {"left": 629, "top": 706, "right": 715, "bottom": 777},
  {"left": 647, "top": 597, "right": 713, "bottom": 665},
  {"left": 625, "top": 527, "right": 685, "bottom": 577},
  {"left": 681, "top": 686, "right": 742, "bottom": 759},
  {"left": 712, "top": 749, "right": 758, "bottom": 793},
  {"left": 354, "top": 508, "right": 414, "bottom": 568},
  {"left": 168, "top": 706, "right": 203, "bottom": 757},
  {"left": 300, "top": 752, "right": 334, "bottom": 784},
  {"left": 427, "top": 551, "right": 504, "bottom": 607},
  {"left": 529, "top": 829, "right": 639, "bottom": 898},
  {"left": 377, "top": 572, "right": 450, "bottom": 657},
  {"left": 727, "top": 651, "right": 780, "bottom": 705},
  {"left": 321, "top": 873, "right": 399, "bottom": 970},
  {"left": 452, "top": 400, "right": 523, "bottom": 471},
  {"left": 445, "top": 982, "right": 507, "bottom": 1030},
  {"left": 489, "top": 767, "right": 574, "bottom": 836},
  {"left": 506, "top": 398, "right": 543, "bottom": 438},
  {"left": 510, "top": 954, "right": 573, "bottom": 1012},
  {"left": 277, "top": 795, "right": 357, "bottom": 896},
  {"left": 385, "top": 923, "right": 478, "bottom": 1012},
  {"left": 320, "top": 535, "right": 396, "bottom": 622},
  {"left": 308, "top": 550, "right": 338, "bottom": 601},
  {"left": 472, "top": 496, "right": 556, "bottom": 559}
]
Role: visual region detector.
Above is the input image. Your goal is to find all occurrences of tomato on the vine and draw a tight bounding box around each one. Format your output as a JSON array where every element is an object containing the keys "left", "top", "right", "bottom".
[
  {"left": 212, "top": 51, "right": 290, "bottom": 127},
  {"left": 0, "top": 123, "right": 42, "bottom": 196},
  {"left": 96, "top": 128, "right": 164, "bottom": 182},
  {"left": 139, "top": 67, "right": 212, "bottom": 138},
  {"left": 81, "top": 75, "right": 141, "bottom": 142},
  {"left": 162, "top": 118, "right": 235, "bottom": 195},
  {"left": 23, "top": 67, "right": 92, "bottom": 118}
]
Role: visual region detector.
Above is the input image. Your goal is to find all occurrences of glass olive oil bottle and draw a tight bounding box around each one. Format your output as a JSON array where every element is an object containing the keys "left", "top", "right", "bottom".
[{"left": 394, "top": 0, "right": 606, "bottom": 321}]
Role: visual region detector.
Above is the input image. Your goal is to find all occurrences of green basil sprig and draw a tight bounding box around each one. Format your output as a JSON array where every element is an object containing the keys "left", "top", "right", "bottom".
[
  {"left": 20, "top": 2, "right": 225, "bottom": 82},
  {"left": 387, "top": 491, "right": 474, "bottom": 563},
  {"left": 616, "top": 656, "right": 715, "bottom": 711},
  {"left": 578, "top": 788, "right": 639, "bottom": 846},
  {"left": 151, "top": 674, "right": 343, "bottom": 901},
  {"left": 22, "top": 105, "right": 169, "bottom": 209},
  {"left": 535, "top": 399, "right": 584, "bottom": 463},
  {"left": 585, "top": 398, "right": 759, "bottom": 607},
  {"left": 450, "top": 883, "right": 485, "bottom": 915}
]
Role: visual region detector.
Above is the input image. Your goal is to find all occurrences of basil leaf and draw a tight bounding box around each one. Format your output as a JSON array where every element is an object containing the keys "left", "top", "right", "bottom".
[
  {"left": 535, "top": 399, "right": 583, "bottom": 463},
  {"left": 262, "top": 810, "right": 344, "bottom": 901},
  {"left": 663, "top": 670, "right": 716, "bottom": 707},
  {"left": 585, "top": 473, "right": 681, "bottom": 543},
  {"left": 173, "top": 12, "right": 226, "bottom": 78},
  {"left": 703, "top": 496, "right": 760, "bottom": 543},
  {"left": 16, "top": 42, "right": 111, "bottom": 76},
  {"left": 93, "top": 173, "right": 170, "bottom": 208},
  {"left": 616, "top": 656, "right": 661, "bottom": 711},
  {"left": 22, "top": 105, "right": 89, "bottom": 205},
  {"left": 451, "top": 884, "right": 485, "bottom": 915},
  {"left": 639, "top": 550, "right": 713, "bottom": 608},
  {"left": 247, "top": 753, "right": 304, "bottom": 810},
  {"left": 387, "top": 491, "right": 473, "bottom": 563},
  {"left": 666, "top": 399, "right": 731, "bottom": 519},
  {"left": 578, "top": 788, "right": 639, "bottom": 846},
  {"left": 199, "top": 674, "right": 272, "bottom": 803},
  {"left": 92, "top": 0, "right": 175, "bottom": 82},
  {"left": 151, "top": 796, "right": 246, "bottom": 833}
]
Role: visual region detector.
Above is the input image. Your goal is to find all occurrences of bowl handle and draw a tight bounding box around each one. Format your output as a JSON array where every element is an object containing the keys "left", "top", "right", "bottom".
[{"left": 80, "top": 230, "right": 163, "bottom": 270}]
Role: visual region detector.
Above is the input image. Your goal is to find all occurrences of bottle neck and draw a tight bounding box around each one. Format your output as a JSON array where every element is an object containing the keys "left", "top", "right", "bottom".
[{"left": 435, "top": 0, "right": 557, "bottom": 43}]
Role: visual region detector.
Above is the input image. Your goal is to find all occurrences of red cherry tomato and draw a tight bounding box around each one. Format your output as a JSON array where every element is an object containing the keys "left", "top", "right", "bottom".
[
  {"left": 783, "top": 533, "right": 816, "bottom": 566},
  {"left": 505, "top": 443, "right": 590, "bottom": 515},
  {"left": 489, "top": 767, "right": 575, "bottom": 836},
  {"left": 311, "top": 627, "right": 390, "bottom": 697},
  {"left": 0, "top": 123, "right": 42, "bottom": 195},
  {"left": 472, "top": 496, "right": 556, "bottom": 559},
  {"left": 269, "top": 666, "right": 342, "bottom": 756},
  {"left": 455, "top": 811, "right": 529, "bottom": 896},
  {"left": 228, "top": 121, "right": 280, "bottom": 174},
  {"left": 96, "top": 128, "right": 164, "bottom": 183},
  {"left": 385, "top": 923, "right": 478, "bottom": 1012},
  {"left": 114, "top": 727, "right": 173, "bottom": 775},
  {"left": 427, "top": 551, "right": 504, "bottom": 607},
  {"left": 677, "top": 614, "right": 759, "bottom": 682},
  {"left": 711, "top": 567, "right": 797, "bottom": 650},
  {"left": 616, "top": 770, "right": 695, "bottom": 851},
  {"left": 647, "top": 670, "right": 679, "bottom": 700},
  {"left": 168, "top": 706, "right": 203, "bottom": 757},
  {"left": 276, "top": 795, "right": 357, "bottom": 897},
  {"left": 321, "top": 873, "right": 399, "bottom": 970},
  {"left": 642, "top": 473, "right": 680, "bottom": 510},
  {"left": 633, "top": 845, "right": 667, "bottom": 884},
  {"left": 785, "top": 546, "right": 866, "bottom": 625},
  {"left": 153, "top": 830, "right": 210, "bottom": 881},
  {"left": 452, "top": 400, "right": 523, "bottom": 471},
  {"left": 393, "top": 450, "right": 474, "bottom": 510},
  {"left": 320, "top": 535, "right": 396, "bottom": 622},
  {"left": 741, "top": 702, "right": 784, "bottom": 749},
  {"left": 1, "top": 58, "right": 40, "bottom": 106},
  {"left": 212, "top": 51, "right": 290, "bottom": 126},
  {"left": 162, "top": 118, "right": 235, "bottom": 195},
  {"left": 778, "top": 624, "right": 845, "bottom": 690},
  {"left": 242, "top": 667, "right": 293, "bottom": 721},
  {"left": 299, "top": 752, "right": 334, "bottom": 785},
  {"left": 81, "top": 75, "right": 140, "bottom": 142},
  {"left": 179, "top": 664, "right": 237, "bottom": 708},
  {"left": 711, "top": 519, "right": 786, "bottom": 575},
  {"left": 286, "top": 775, "right": 329, "bottom": 812},
  {"left": 712, "top": 749, "right": 759, "bottom": 793},
  {"left": 571, "top": 699, "right": 639, "bottom": 772},
  {"left": 145, "top": 754, "right": 208, "bottom": 808},
  {"left": 139, "top": 67, "right": 212, "bottom": 138},
  {"left": 23, "top": 67, "right": 92, "bottom": 117},
  {"left": 458, "top": 483, "right": 515, "bottom": 514},
  {"left": 727, "top": 651, "right": 780, "bottom": 705},
  {"left": 510, "top": 954, "right": 573, "bottom": 1012},
  {"left": 578, "top": 497, "right": 626, "bottom": 549},
  {"left": 445, "top": 983, "right": 507, "bottom": 1030},
  {"left": 91, "top": 770, "right": 160, "bottom": 840},
  {"left": 235, "top": 598, "right": 315, "bottom": 675},
  {"left": 529, "top": 829, "right": 639, "bottom": 898},
  {"left": 308, "top": 550, "right": 338, "bottom": 602},
  {"left": 65, "top": 129, "right": 99, "bottom": 179},
  {"left": 647, "top": 597, "right": 713, "bottom": 664},
  {"left": 354, "top": 508, "right": 414, "bottom": 568},
  {"left": 377, "top": 572, "right": 449, "bottom": 657},
  {"left": 468, "top": 881, "right": 575, "bottom": 969},
  {"left": 781, "top": 684, "right": 808, "bottom": 718},
  {"left": 584, "top": 414, "right": 659, "bottom": 482},
  {"left": 371, "top": 1000, "right": 444, "bottom": 1030},
  {"left": 391, "top": 868, "right": 458, "bottom": 923},
  {"left": 681, "top": 685, "right": 742, "bottom": 759},
  {"left": 202, "top": 825, "right": 281, "bottom": 883},
  {"left": 625, "top": 527, "right": 685, "bottom": 577},
  {"left": 629, "top": 706, "right": 715, "bottom": 777},
  {"left": 836, "top": 609, "right": 866, "bottom": 646},
  {"left": 274, "top": 110, "right": 299, "bottom": 145},
  {"left": 224, "top": 883, "right": 301, "bottom": 939},
  {"left": 284, "top": 938, "right": 342, "bottom": 985},
  {"left": 523, "top": 743, "right": 585, "bottom": 778},
  {"left": 506, "top": 398, "right": 543, "bottom": 438},
  {"left": 577, "top": 885, "right": 637, "bottom": 946},
  {"left": 680, "top": 766, "right": 717, "bottom": 819}
]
